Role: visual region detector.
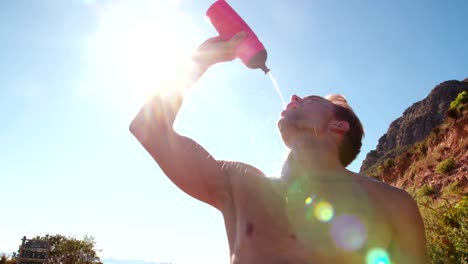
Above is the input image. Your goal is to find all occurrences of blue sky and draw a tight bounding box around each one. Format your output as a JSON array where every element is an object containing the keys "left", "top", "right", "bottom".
[{"left": 1, "top": 0, "right": 467, "bottom": 263}]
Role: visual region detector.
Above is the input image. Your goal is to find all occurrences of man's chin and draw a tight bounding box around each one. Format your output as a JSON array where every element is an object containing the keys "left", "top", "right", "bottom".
[
  {"left": 278, "top": 116, "right": 299, "bottom": 131},
  {"left": 277, "top": 117, "right": 288, "bottom": 132},
  {"left": 278, "top": 118, "right": 298, "bottom": 140}
]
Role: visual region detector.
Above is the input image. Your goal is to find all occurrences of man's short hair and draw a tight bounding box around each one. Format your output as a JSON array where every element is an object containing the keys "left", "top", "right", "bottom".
[{"left": 326, "top": 94, "right": 365, "bottom": 167}]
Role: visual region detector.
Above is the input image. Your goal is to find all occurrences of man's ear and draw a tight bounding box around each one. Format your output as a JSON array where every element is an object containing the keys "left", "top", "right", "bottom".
[{"left": 330, "top": 121, "right": 350, "bottom": 134}]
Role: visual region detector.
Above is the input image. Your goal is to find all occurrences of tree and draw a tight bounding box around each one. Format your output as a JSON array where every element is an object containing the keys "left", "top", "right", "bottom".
[
  {"left": 13, "top": 234, "right": 102, "bottom": 264},
  {"left": 0, "top": 253, "right": 17, "bottom": 264}
]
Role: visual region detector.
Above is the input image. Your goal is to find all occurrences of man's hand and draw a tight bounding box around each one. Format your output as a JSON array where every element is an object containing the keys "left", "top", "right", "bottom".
[
  {"left": 192, "top": 31, "right": 247, "bottom": 69},
  {"left": 130, "top": 32, "right": 248, "bottom": 211}
]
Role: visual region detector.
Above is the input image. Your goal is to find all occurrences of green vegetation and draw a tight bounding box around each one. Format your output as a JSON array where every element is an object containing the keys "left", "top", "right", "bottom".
[
  {"left": 442, "top": 181, "right": 463, "bottom": 196},
  {"left": 383, "top": 158, "right": 394, "bottom": 169},
  {"left": 436, "top": 157, "right": 456, "bottom": 174},
  {"left": 419, "top": 196, "right": 468, "bottom": 264},
  {"left": 448, "top": 91, "right": 467, "bottom": 118},
  {"left": 364, "top": 90, "right": 467, "bottom": 177},
  {"left": 0, "top": 254, "right": 16, "bottom": 264},
  {"left": 376, "top": 165, "right": 384, "bottom": 175},
  {"left": 416, "top": 142, "right": 428, "bottom": 157},
  {"left": 450, "top": 91, "right": 468, "bottom": 110},
  {"left": 363, "top": 90, "right": 468, "bottom": 263},
  {"left": 361, "top": 145, "right": 411, "bottom": 176},
  {"left": 2, "top": 234, "right": 102, "bottom": 264},
  {"left": 417, "top": 184, "right": 437, "bottom": 197}
]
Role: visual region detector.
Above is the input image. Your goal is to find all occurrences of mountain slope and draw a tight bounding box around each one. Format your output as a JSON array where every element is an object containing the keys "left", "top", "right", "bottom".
[
  {"left": 359, "top": 81, "right": 468, "bottom": 263},
  {"left": 360, "top": 79, "right": 468, "bottom": 187}
]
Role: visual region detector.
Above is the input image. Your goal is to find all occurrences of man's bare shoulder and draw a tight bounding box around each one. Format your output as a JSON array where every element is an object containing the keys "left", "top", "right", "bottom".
[
  {"left": 353, "top": 172, "right": 407, "bottom": 195},
  {"left": 353, "top": 172, "right": 418, "bottom": 215},
  {"left": 353, "top": 172, "right": 428, "bottom": 263}
]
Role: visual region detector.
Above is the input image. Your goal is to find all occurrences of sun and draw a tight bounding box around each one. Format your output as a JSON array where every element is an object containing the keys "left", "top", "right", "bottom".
[{"left": 86, "top": 1, "right": 200, "bottom": 102}]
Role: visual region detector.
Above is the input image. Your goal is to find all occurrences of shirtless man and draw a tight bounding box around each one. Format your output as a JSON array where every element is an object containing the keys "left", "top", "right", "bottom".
[{"left": 129, "top": 33, "right": 429, "bottom": 263}]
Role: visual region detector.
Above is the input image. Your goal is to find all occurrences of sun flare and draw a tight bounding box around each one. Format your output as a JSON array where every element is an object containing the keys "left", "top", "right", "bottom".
[{"left": 86, "top": 1, "right": 200, "bottom": 102}]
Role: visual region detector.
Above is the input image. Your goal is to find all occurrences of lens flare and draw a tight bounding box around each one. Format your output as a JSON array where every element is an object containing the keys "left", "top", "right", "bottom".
[
  {"left": 305, "top": 194, "right": 317, "bottom": 206},
  {"left": 330, "top": 215, "right": 367, "bottom": 251},
  {"left": 366, "top": 248, "right": 391, "bottom": 264},
  {"left": 314, "top": 201, "right": 334, "bottom": 222}
]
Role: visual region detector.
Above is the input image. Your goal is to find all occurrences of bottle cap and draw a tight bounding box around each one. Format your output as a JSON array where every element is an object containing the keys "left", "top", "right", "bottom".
[
  {"left": 246, "top": 49, "right": 270, "bottom": 74},
  {"left": 260, "top": 65, "right": 270, "bottom": 74}
]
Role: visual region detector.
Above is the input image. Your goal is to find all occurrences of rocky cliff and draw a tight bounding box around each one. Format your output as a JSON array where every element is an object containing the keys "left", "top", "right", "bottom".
[
  {"left": 358, "top": 80, "right": 468, "bottom": 263},
  {"left": 360, "top": 79, "right": 468, "bottom": 174}
]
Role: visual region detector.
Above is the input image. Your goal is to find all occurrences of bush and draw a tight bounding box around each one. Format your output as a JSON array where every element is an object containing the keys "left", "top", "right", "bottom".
[
  {"left": 376, "top": 165, "right": 384, "bottom": 175},
  {"left": 448, "top": 91, "right": 468, "bottom": 118},
  {"left": 416, "top": 142, "right": 428, "bottom": 156},
  {"left": 449, "top": 91, "right": 467, "bottom": 110},
  {"left": 417, "top": 184, "right": 437, "bottom": 197},
  {"left": 420, "top": 196, "right": 468, "bottom": 263},
  {"left": 442, "top": 181, "right": 463, "bottom": 195},
  {"left": 436, "top": 157, "right": 456, "bottom": 174},
  {"left": 383, "top": 158, "right": 395, "bottom": 169},
  {"left": 0, "top": 253, "right": 16, "bottom": 264}
]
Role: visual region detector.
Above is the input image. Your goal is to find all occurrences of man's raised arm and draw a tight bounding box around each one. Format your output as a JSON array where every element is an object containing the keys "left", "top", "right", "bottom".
[{"left": 129, "top": 33, "right": 246, "bottom": 210}]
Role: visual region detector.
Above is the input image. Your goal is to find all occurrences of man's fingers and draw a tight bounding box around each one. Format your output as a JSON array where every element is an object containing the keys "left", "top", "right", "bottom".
[
  {"left": 228, "top": 31, "right": 248, "bottom": 47},
  {"left": 193, "top": 32, "right": 247, "bottom": 67},
  {"left": 206, "top": 35, "right": 224, "bottom": 44}
]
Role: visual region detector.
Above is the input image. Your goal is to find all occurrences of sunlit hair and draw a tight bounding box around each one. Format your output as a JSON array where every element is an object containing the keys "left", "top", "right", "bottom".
[{"left": 325, "top": 94, "right": 365, "bottom": 167}]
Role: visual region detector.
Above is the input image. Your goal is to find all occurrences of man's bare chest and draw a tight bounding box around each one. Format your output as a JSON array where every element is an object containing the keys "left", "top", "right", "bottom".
[{"left": 225, "top": 174, "right": 393, "bottom": 263}]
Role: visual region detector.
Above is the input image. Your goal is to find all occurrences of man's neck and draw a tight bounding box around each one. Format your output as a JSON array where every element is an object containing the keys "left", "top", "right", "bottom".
[{"left": 281, "top": 144, "right": 348, "bottom": 184}]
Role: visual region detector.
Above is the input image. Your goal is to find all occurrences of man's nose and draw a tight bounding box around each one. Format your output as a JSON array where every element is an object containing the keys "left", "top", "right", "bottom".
[{"left": 291, "top": 95, "right": 302, "bottom": 103}]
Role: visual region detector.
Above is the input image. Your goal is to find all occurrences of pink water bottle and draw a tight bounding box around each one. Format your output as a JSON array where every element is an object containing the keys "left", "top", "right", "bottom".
[{"left": 206, "top": 0, "right": 270, "bottom": 74}]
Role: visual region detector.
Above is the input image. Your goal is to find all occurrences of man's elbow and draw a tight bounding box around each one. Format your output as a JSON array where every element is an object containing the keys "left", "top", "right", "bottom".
[
  {"left": 129, "top": 112, "right": 153, "bottom": 144},
  {"left": 129, "top": 111, "right": 174, "bottom": 144},
  {"left": 129, "top": 95, "right": 179, "bottom": 138},
  {"left": 129, "top": 116, "right": 140, "bottom": 137}
]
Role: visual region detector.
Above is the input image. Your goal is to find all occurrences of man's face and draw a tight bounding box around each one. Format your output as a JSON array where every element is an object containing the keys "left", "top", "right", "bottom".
[{"left": 278, "top": 95, "right": 336, "bottom": 145}]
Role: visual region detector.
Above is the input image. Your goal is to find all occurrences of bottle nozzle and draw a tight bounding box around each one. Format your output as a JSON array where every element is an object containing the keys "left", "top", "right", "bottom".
[
  {"left": 245, "top": 49, "right": 270, "bottom": 74},
  {"left": 261, "top": 65, "right": 270, "bottom": 74}
]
